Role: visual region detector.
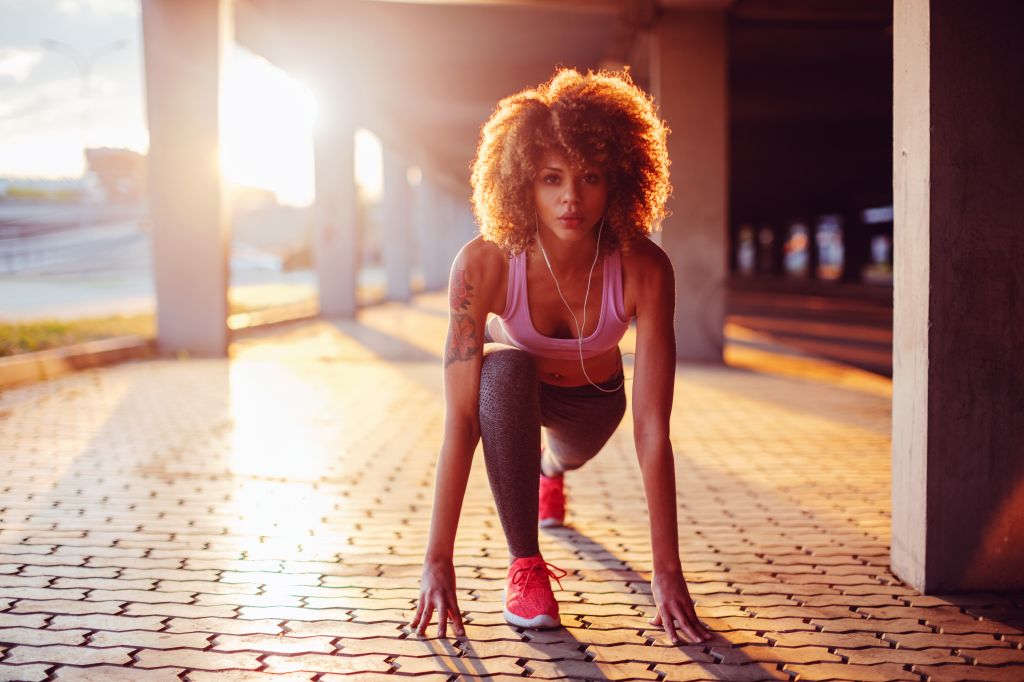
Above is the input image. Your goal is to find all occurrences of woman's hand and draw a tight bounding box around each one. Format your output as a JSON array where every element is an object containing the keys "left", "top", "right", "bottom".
[
  {"left": 650, "top": 571, "right": 710, "bottom": 644},
  {"left": 409, "top": 558, "right": 466, "bottom": 638}
]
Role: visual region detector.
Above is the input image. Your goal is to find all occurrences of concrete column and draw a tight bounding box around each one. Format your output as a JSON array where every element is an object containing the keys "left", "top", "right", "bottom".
[
  {"left": 651, "top": 10, "right": 728, "bottom": 363},
  {"left": 141, "top": 0, "right": 230, "bottom": 356},
  {"left": 381, "top": 148, "right": 412, "bottom": 302},
  {"left": 312, "top": 92, "right": 358, "bottom": 318},
  {"left": 892, "top": 0, "right": 1024, "bottom": 592},
  {"left": 417, "top": 177, "right": 448, "bottom": 291}
]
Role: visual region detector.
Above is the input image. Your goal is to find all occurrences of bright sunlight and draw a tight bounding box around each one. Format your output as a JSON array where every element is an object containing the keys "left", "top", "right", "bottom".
[{"left": 220, "top": 45, "right": 317, "bottom": 206}]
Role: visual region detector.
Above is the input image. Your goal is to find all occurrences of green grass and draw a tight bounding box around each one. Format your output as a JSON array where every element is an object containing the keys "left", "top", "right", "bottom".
[
  {"left": 0, "top": 315, "right": 156, "bottom": 357},
  {"left": 0, "top": 301, "right": 269, "bottom": 357}
]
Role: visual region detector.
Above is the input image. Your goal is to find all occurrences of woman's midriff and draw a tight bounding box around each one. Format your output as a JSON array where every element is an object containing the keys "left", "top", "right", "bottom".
[{"left": 531, "top": 346, "right": 623, "bottom": 387}]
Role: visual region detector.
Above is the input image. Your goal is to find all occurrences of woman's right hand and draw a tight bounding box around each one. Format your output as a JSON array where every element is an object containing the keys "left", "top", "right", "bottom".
[{"left": 409, "top": 558, "right": 466, "bottom": 638}]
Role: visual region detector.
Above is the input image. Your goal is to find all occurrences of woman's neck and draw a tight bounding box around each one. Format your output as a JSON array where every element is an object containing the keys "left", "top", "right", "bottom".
[{"left": 535, "top": 226, "right": 600, "bottom": 276}]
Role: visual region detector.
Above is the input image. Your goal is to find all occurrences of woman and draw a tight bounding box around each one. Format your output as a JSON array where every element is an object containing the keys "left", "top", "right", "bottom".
[{"left": 409, "top": 68, "right": 710, "bottom": 645}]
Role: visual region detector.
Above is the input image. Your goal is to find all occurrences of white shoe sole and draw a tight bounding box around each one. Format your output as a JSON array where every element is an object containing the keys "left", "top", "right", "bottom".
[
  {"left": 503, "top": 586, "right": 560, "bottom": 629},
  {"left": 538, "top": 517, "right": 563, "bottom": 528},
  {"left": 503, "top": 607, "right": 560, "bottom": 629}
]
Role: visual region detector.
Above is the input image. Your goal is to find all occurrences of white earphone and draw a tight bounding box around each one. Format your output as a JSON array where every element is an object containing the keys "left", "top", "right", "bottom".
[{"left": 535, "top": 214, "right": 630, "bottom": 393}]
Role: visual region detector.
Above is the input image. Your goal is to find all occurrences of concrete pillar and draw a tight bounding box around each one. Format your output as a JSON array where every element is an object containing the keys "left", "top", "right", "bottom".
[
  {"left": 381, "top": 148, "right": 412, "bottom": 302},
  {"left": 312, "top": 91, "right": 358, "bottom": 318},
  {"left": 141, "top": 0, "right": 230, "bottom": 356},
  {"left": 892, "top": 0, "right": 1024, "bottom": 592},
  {"left": 417, "top": 177, "right": 449, "bottom": 291},
  {"left": 651, "top": 10, "right": 728, "bottom": 363}
]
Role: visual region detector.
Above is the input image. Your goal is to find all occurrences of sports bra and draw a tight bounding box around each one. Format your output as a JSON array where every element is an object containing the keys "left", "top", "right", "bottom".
[{"left": 489, "top": 247, "right": 630, "bottom": 361}]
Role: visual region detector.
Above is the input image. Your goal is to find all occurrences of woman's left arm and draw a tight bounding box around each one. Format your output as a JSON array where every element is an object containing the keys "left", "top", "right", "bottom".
[{"left": 631, "top": 243, "right": 711, "bottom": 645}]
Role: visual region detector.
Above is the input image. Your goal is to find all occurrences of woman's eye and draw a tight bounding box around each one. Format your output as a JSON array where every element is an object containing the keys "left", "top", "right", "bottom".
[
  {"left": 584, "top": 174, "right": 600, "bottom": 184},
  {"left": 543, "top": 175, "right": 560, "bottom": 184}
]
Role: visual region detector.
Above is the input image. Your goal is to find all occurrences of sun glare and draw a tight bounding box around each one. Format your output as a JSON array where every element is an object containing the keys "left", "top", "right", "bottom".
[{"left": 220, "top": 45, "right": 317, "bottom": 206}]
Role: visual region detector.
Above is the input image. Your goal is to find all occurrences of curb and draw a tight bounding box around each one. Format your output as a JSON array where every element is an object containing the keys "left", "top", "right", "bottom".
[
  {"left": 0, "top": 302, "right": 322, "bottom": 392},
  {"left": 0, "top": 335, "right": 157, "bottom": 391}
]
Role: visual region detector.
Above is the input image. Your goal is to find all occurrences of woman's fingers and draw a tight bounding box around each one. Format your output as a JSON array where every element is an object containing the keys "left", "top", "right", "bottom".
[
  {"left": 658, "top": 606, "right": 680, "bottom": 644},
  {"left": 670, "top": 603, "right": 705, "bottom": 643},
  {"left": 448, "top": 596, "right": 466, "bottom": 637},
  {"left": 436, "top": 601, "right": 449, "bottom": 639},
  {"left": 416, "top": 601, "right": 435, "bottom": 636}
]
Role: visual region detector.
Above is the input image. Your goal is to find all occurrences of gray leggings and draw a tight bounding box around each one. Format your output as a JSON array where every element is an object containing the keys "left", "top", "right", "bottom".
[{"left": 478, "top": 344, "right": 626, "bottom": 558}]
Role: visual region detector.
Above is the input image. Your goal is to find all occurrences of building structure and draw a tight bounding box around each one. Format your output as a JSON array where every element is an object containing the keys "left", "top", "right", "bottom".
[{"left": 139, "top": 0, "right": 1023, "bottom": 592}]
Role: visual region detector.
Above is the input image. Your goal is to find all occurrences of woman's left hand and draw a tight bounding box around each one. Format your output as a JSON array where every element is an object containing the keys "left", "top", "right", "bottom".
[{"left": 649, "top": 571, "right": 711, "bottom": 645}]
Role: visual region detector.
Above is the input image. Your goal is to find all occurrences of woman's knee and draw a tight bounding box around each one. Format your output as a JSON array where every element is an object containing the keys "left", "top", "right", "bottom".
[{"left": 479, "top": 346, "right": 539, "bottom": 418}]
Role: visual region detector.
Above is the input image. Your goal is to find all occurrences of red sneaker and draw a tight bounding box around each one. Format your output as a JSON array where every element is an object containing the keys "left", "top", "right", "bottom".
[
  {"left": 503, "top": 555, "right": 567, "bottom": 629},
  {"left": 538, "top": 473, "right": 566, "bottom": 528}
]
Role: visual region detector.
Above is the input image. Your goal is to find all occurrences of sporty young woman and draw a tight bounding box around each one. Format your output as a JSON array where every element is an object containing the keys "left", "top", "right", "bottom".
[{"left": 409, "top": 68, "right": 710, "bottom": 646}]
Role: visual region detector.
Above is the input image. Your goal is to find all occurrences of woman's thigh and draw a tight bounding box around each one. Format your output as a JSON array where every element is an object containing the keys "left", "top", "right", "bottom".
[{"left": 540, "top": 379, "right": 626, "bottom": 471}]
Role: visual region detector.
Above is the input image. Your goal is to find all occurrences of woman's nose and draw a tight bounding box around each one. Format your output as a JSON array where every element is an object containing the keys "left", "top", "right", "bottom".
[{"left": 561, "top": 183, "right": 580, "bottom": 204}]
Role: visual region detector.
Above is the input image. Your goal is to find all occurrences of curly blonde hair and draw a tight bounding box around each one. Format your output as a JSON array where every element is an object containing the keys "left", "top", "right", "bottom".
[{"left": 470, "top": 67, "right": 670, "bottom": 254}]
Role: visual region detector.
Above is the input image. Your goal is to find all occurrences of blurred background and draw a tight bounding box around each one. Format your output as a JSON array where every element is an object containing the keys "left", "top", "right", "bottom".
[{"left": 0, "top": 0, "right": 894, "bottom": 375}]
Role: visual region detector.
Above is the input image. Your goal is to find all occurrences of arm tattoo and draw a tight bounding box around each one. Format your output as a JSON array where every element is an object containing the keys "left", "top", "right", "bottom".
[
  {"left": 449, "top": 269, "right": 474, "bottom": 311},
  {"left": 445, "top": 267, "right": 479, "bottom": 367},
  {"left": 445, "top": 313, "right": 479, "bottom": 368}
]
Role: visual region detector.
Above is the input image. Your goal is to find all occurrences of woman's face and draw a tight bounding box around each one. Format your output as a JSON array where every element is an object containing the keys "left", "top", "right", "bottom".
[{"left": 532, "top": 150, "right": 608, "bottom": 244}]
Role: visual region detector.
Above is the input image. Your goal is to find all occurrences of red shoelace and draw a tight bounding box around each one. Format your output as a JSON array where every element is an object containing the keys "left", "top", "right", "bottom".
[{"left": 510, "top": 560, "right": 568, "bottom": 592}]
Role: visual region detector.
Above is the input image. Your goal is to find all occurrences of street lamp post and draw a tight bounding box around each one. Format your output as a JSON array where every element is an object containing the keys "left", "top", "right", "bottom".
[{"left": 41, "top": 38, "right": 130, "bottom": 176}]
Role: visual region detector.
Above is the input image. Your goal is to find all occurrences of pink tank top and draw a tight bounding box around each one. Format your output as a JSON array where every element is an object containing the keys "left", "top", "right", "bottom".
[{"left": 492, "top": 248, "right": 630, "bottom": 361}]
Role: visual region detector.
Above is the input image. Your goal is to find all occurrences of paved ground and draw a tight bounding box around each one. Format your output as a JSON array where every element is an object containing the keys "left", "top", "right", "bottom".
[{"left": 1, "top": 293, "right": 1022, "bottom": 681}]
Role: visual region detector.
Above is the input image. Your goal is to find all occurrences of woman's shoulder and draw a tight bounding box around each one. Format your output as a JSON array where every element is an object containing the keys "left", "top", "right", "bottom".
[
  {"left": 621, "top": 236, "right": 673, "bottom": 280},
  {"left": 452, "top": 236, "right": 509, "bottom": 311}
]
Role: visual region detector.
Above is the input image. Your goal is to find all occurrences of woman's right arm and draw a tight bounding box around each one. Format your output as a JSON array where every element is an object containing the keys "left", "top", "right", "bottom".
[{"left": 409, "top": 241, "right": 493, "bottom": 638}]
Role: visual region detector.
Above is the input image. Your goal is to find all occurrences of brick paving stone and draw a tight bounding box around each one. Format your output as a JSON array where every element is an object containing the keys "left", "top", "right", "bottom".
[
  {"left": 457, "top": 638, "right": 589, "bottom": 661},
  {"left": 11, "top": 598, "right": 123, "bottom": 615},
  {"left": 124, "top": 602, "right": 238, "bottom": 618},
  {"left": 0, "top": 614, "right": 48, "bottom": 629},
  {"left": 52, "top": 666, "right": 186, "bottom": 681},
  {"left": 0, "top": 576, "right": 52, "bottom": 589},
  {"left": 915, "top": 663, "right": 1024, "bottom": 681},
  {"left": 212, "top": 633, "right": 335, "bottom": 654},
  {"left": 164, "top": 617, "right": 283, "bottom": 635},
  {"left": 881, "top": 631, "right": 1013, "bottom": 649},
  {"left": 20, "top": 565, "right": 119, "bottom": 579},
  {"left": 0, "top": 627, "right": 87, "bottom": 646},
  {"left": 767, "top": 631, "right": 890, "bottom": 649},
  {"left": 89, "top": 629, "right": 212, "bottom": 649},
  {"left": 812, "top": 617, "right": 933, "bottom": 633},
  {"left": 187, "top": 673, "right": 315, "bottom": 682},
  {"left": 783, "top": 661, "right": 919, "bottom": 681},
  {"left": 3, "top": 644, "right": 133, "bottom": 665},
  {"left": 525, "top": 659, "right": 659, "bottom": 680},
  {"left": 525, "top": 626, "right": 651, "bottom": 647},
  {"left": 655, "top": 662, "right": 790, "bottom": 681},
  {"left": 339, "top": 636, "right": 466, "bottom": 657},
  {"left": 0, "top": 587, "right": 85, "bottom": 600},
  {"left": 237, "top": 606, "right": 350, "bottom": 621},
  {"left": 837, "top": 646, "right": 965, "bottom": 665},
  {"left": 193, "top": 593, "right": 303, "bottom": 607},
  {"left": 53, "top": 578, "right": 156, "bottom": 590},
  {"left": 710, "top": 643, "right": 842, "bottom": 664},
  {"left": 262, "top": 652, "right": 392, "bottom": 674},
  {"left": 156, "top": 580, "right": 260, "bottom": 595},
  {"left": 960, "top": 648, "right": 1024, "bottom": 665},
  {"left": 87, "top": 589, "right": 193, "bottom": 604},
  {"left": 283, "top": 620, "right": 403, "bottom": 638},
  {"left": 588, "top": 643, "right": 715, "bottom": 664},
  {"left": 135, "top": 649, "right": 262, "bottom": 670},
  {"left": 0, "top": 664, "right": 49, "bottom": 682}
]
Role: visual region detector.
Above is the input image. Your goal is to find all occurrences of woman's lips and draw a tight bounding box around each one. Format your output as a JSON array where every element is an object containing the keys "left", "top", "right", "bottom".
[{"left": 558, "top": 215, "right": 584, "bottom": 227}]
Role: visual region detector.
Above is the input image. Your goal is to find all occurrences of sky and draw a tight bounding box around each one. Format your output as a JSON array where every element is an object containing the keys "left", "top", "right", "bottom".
[{"left": 0, "top": 0, "right": 322, "bottom": 206}]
